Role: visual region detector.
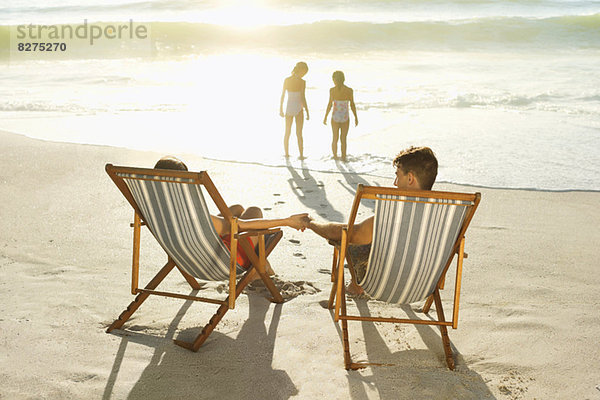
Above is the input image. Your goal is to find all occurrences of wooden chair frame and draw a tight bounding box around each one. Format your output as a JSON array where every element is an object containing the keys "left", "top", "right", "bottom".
[
  {"left": 105, "top": 164, "right": 283, "bottom": 351},
  {"left": 329, "top": 184, "right": 481, "bottom": 370}
]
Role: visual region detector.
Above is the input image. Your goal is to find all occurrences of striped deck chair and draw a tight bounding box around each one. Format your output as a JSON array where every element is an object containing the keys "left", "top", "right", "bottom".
[
  {"left": 330, "top": 185, "right": 480, "bottom": 370},
  {"left": 105, "top": 164, "right": 284, "bottom": 351}
]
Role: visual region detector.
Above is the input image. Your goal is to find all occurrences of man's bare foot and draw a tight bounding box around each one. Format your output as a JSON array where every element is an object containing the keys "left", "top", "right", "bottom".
[{"left": 346, "top": 281, "right": 364, "bottom": 296}]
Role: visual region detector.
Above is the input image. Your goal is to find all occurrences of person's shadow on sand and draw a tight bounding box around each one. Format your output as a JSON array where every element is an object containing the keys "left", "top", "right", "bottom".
[
  {"left": 332, "top": 299, "right": 496, "bottom": 400},
  {"left": 334, "top": 160, "right": 377, "bottom": 213},
  {"left": 103, "top": 293, "right": 297, "bottom": 400},
  {"left": 286, "top": 161, "right": 345, "bottom": 222}
]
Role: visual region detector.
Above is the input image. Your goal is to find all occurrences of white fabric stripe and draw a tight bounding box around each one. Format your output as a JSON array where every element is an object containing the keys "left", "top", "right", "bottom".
[
  {"left": 418, "top": 204, "right": 447, "bottom": 299},
  {"left": 374, "top": 199, "right": 400, "bottom": 300},
  {"left": 370, "top": 197, "right": 402, "bottom": 299},
  {"left": 364, "top": 196, "right": 402, "bottom": 299},
  {"left": 364, "top": 200, "right": 385, "bottom": 292},
  {"left": 395, "top": 202, "right": 430, "bottom": 302},
  {"left": 163, "top": 181, "right": 230, "bottom": 279},
  {"left": 127, "top": 180, "right": 195, "bottom": 277},
  {"left": 169, "top": 182, "right": 221, "bottom": 278},
  {"left": 179, "top": 185, "right": 225, "bottom": 278},
  {"left": 361, "top": 194, "right": 471, "bottom": 304},
  {"left": 122, "top": 176, "right": 233, "bottom": 281},
  {"left": 409, "top": 203, "right": 445, "bottom": 301},
  {"left": 164, "top": 181, "right": 229, "bottom": 279},
  {"left": 164, "top": 182, "right": 214, "bottom": 278},
  {"left": 365, "top": 196, "right": 396, "bottom": 296}
]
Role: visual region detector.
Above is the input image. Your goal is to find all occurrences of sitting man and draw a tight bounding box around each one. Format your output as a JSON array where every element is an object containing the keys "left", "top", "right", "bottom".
[
  {"left": 154, "top": 156, "right": 309, "bottom": 273},
  {"left": 307, "top": 146, "right": 438, "bottom": 294}
]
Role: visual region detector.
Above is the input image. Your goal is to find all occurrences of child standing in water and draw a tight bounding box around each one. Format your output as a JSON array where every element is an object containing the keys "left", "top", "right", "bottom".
[
  {"left": 280, "top": 61, "right": 309, "bottom": 159},
  {"left": 323, "top": 70, "right": 358, "bottom": 161}
]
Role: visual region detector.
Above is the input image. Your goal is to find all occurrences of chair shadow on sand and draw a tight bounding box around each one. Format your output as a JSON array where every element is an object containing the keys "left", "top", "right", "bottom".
[
  {"left": 331, "top": 299, "right": 496, "bottom": 400},
  {"left": 103, "top": 292, "right": 298, "bottom": 400}
]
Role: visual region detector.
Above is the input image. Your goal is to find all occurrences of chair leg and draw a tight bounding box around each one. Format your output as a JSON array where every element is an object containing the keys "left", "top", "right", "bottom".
[
  {"left": 422, "top": 294, "right": 434, "bottom": 314},
  {"left": 328, "top": 248, "right": 338, "bottom": 309},
  {"left": 176, "top": 264, "right": 203, "bottom": 290},
  {"left": 174, "top": 269, "right": 259, "bottom": 352},
  {"left": 240, "top": 233, "right": 284, "bottom": 304},
  {"left": 340, "top": 293, "right": 371, "bottom": 371},
  {"left": 433, "top": 289, "right": 455, "bottom": 370},
  {"left": 106, "top": 260, "right": 176, "bottom": 333},
  {"left": 340, "top": 289, "right": 353, "bottom": 370},
  {"left": 257, "top": 270, "right": 284, "bottom": 303}
]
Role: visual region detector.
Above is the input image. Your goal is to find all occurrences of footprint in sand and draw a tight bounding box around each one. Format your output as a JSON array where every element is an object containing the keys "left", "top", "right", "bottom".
[
  {"left": 293, "top": 252, "right": 306, "bottom": 259},
  {"left": 275, "top": 201, "right": 285, "bottom": 205},
  {"left": 288, "top": 239, "right": 300, "bottom": 244},
  {"left": 246, "top": 277, "right": 321, "bottom": 300},
  {"left": 320, "top": 204, "right": 328, "bottom": 208},
  {"left": 318, "top": 213, "right": 328, "bottom": 218},
  {"left": 273, "top": 193, "right": 281, "bottom": 196},
  {"left": 263, "top": 207, "right": 272, "bottom": 210},
  {"left": 498, "top": 370, "right": 531, "bottom": 398}
]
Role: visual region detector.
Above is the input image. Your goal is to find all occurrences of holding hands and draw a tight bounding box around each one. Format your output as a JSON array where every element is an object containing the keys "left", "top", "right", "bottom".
[{"left": 286, "top": 213, "right": 311, "bottom": 231}]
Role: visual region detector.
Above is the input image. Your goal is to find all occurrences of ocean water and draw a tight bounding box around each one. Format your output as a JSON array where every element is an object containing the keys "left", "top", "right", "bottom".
[{"left": 1, "top": 0, "right": 599, "bottom": 191}]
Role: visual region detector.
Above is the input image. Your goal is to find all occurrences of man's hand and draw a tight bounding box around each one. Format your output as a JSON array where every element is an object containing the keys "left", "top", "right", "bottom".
[{"left": 288, "top": 213, "right": 310, "bottom": 231}]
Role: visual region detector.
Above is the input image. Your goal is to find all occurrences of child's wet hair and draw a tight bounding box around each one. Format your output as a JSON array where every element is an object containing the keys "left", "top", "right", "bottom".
[
  {"left": 332, "top": 70, "right": 345, "bottom": 86},
  {"left": 292, "top": 61, "right": 308, "bottom": 75}
]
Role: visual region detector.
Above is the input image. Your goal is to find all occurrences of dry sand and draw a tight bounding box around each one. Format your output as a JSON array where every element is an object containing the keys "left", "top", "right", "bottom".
[{"left": 1, "top": 129, "right": 599, "bottom": 399}]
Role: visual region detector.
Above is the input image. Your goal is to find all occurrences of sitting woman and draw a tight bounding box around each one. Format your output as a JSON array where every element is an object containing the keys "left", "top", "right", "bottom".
[{"left": 154, "top": 156, "right": 309, "bottom": 272}]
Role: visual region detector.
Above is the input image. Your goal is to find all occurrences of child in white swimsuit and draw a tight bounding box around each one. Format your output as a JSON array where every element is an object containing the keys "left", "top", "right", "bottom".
[
  {"left": 286, "top": 91, "right": 303, "bottom": 117},
  {"left": 280, "top": 62, "right": 310, "bottom": 159},
  {"left": 323, "top": 71, "right": 358, "bottom": 161}
]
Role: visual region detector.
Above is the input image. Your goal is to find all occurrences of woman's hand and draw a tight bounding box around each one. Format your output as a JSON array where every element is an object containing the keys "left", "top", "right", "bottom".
[{"left": 287, "top": 213, "right": 310, "bottom": 231}]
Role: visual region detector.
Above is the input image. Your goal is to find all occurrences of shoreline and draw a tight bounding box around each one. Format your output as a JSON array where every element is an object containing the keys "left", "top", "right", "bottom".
[
  {"left": 1, "top": 129, "right": 599, "bottom": 399},
  {"left": 3, "top": 128, "right": 598, "bottom": 194}
]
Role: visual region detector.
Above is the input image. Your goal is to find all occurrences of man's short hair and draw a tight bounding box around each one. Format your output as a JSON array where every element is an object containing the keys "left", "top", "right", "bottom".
[
  {"left": 393, "top": 146, "right": 438, "bottom": 190},
  {"left": 154, "top": 156, "right": 188, "bottom": 171}
]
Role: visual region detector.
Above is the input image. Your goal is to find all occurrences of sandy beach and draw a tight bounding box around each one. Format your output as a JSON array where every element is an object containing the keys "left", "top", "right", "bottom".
[{"left": 1, "top": 129, "right": 599, "bottom": 399}]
